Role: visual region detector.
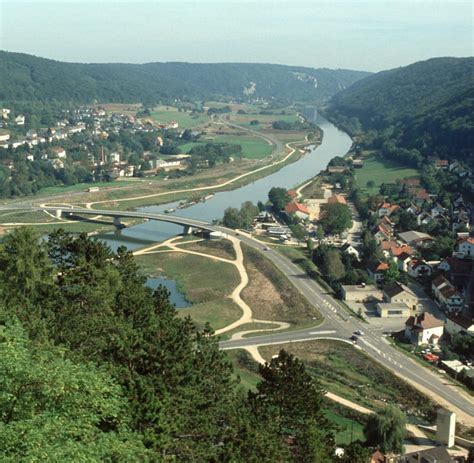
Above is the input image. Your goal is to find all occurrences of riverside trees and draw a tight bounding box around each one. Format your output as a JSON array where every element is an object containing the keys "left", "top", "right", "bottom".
[{"left": 0, "top": 227, "right": 336, "bottom": 461}]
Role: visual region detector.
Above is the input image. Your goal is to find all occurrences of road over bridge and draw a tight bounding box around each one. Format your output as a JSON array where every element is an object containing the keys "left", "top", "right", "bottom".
[
  {"left": 2, "top": 205, "right": 474, "bottom": 422},
  {"left": 16, "top": 206, "right": 217, "bottom": 235}
]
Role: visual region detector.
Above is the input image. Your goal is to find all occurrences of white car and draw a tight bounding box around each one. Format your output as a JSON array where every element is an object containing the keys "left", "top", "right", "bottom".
[{"left": 355, "top": 330, "right": 364, "bottom": 336}]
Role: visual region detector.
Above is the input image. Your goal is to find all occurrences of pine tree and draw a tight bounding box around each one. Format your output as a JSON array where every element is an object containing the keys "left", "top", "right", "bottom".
[{"left": 249, "top": 349, "right": 335, "bottom": 461}]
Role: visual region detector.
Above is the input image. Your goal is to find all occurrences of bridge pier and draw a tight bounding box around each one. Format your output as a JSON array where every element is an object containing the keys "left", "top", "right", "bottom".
[
  {"left": 183, "top": 225, "right": 193, "bottom": 235},
  {"left": 55, "top": 209, "right": 62, "bottom": 219},
  {"left": 113, "top": 216, "right": 123, "bottom": 228}
]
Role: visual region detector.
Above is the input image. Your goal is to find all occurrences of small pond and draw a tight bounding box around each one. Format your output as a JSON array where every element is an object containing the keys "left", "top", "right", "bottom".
[{"left": 146, "top": 277, "right": 190, "bottom": 308}]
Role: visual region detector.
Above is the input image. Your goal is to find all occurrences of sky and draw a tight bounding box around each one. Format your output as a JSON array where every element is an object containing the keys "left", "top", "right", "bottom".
[{"left": 0, "top": 1, "right": 472, "bottom": 72}]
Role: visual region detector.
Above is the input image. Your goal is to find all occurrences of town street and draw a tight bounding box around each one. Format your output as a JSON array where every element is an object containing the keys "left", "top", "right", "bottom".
[{"left": 217, "top": 229, "right": 474, "bottom": 424}]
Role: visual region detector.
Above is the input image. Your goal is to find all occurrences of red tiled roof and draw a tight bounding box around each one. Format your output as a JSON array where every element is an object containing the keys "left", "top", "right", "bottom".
[
  {"left": 458, "top": 236, "right": 474, "bottom": 245},
  {"left": 284, "top": 202, "right": 309, "bottom": 215},
  {"left": 406, "top": 312, "right": 444, "bottom": 329},
  {"left": 391, "top": 245, "right": 414, "bottom": 257},
  {"left": 415, "top": 189, "right": 430, "bottom": 200},
  {"left": 369, "top": 261, "right": 389, "bottom": 273},
  {"left": 327, "top": 194, "right": 347, "bottom": 205}
]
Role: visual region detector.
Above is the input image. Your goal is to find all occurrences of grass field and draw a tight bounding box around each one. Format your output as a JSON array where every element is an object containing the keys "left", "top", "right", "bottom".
[
  {"left": 230, "top": 112, "right": 300, "bottom": 129},
  {"left": 179, "top": 135, "right": 273, "bottom": 160},
  {"left": 213, "top": 135, "right": 272, "bottom": 159},
  {"left": 259, "top": 341, "right": 436, "bottom": 421},
  {"left": 355, "top": 154, "right": 419, "bottom": 194},
  {"left": 179, "top": 299, "right": 242, "bottom": 331},
  {"left": 180, "top": 239, "right": 237, "bottom": 260},
  {"left": 136, "top": 251, "right": 242, "bottom": 331},
  {"left": 150, "top": 105, "right": 210, "bottom": 129},
  {"left": 0, "top": 210, "right": 57, "bottom": 224},
  {"left": 242, "top": 245, "right": 322, "bottom": 330}
]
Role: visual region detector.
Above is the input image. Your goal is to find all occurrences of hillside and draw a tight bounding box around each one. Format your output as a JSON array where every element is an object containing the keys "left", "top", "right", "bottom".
[
  {"left": 325, "top": 57, "right": 474, "bottom": 164},
  {"left": 0, "top": 51, "right": 369, "bottom": 104}
]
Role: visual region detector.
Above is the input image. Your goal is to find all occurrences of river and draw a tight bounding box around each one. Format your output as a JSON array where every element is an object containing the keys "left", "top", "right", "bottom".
[{"left": 96, "top": 115, "right": 352, "bottom": 250}]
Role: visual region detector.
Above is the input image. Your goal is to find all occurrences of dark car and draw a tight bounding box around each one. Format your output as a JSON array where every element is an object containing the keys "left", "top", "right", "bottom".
[{"left": 350, "top": 335, "right": 358, "bottom": 343}]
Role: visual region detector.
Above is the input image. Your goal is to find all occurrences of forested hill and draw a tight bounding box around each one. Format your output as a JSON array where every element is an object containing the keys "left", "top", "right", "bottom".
[
  {"left": 325, "top": 57, "right": 474, "bottom": 165},
  {"left": 0, "top": 51, "right": 369, "bottom": 104}
]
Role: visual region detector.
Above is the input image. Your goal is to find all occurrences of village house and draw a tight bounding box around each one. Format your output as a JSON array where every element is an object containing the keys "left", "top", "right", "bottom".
[
  {"left": 340, "top": 242, "right": 360, "bottom": 261},
  {"left": 383, "top": 282, "right": 419, "bottom": 309},
  {"left": 54, "top": 130, "right": 67, "bottom": 140},
  {"left": 432, "top": 275, "right": 464, "bottom": 313},
  {"left": 341, "top": 284, "right": 383, "bottom": 302},
  {"left": 430, "top": 203, "right": 448, "bottom": 219},
  {"left": 50, "top": 146, "right": 67, "bottom": 159},
  {"left": 67, "top": 122, "right": 86, "bottom": 134},
  {"left": 381, "top": 240, "right": 398, "bottom": 255},
  {"left": 1, "top": 108, "right": 11, "bottom": 119},
  {"left": 397, "top": 252, "right": 413, "bottom": 273},
  {"left": 438, "top": 285, "right": 464, "bottom": 314},
  {"left": 417, "top": 212, "right": 433, "bottom": 226},
  {"left": 456, "top": 236, "right": 474, "bottom": 260},
  {"left": 377, "top": 202, "right": 399, "bottom": 217},
  {"left": 445, "top": 314, "right": 474, "bottom": 337},
  {"left": 432, "top": 275, "right": 452, "bottom": 299},
  {"left": 376, "top": 302, "right": 411, "bottom": 318},
  {"left": 406, "top": 204, "right": 420, "bottom": 215},
  {"left": 451, "top": 210, "right": 470, "bottom": 232},
  {"left": 26, "top": 129, "right": 37, "bottom": 140},
  {"left": 387, "top": 243, "right": 414, "bottom": 260},
  {"left": 374, "top": 222, "right": 394, "bottom": 243},
  {"left": 0, "top": 133, "right": 10, "bottom": 142},
  {"left": 15, "top": 114, "right": 25, "bottom": 126},
  {"left": 154, "top": 159, "right": 182, "bottom": 170},
  {"left": 367, "top": 261, "right": 390, "bottom": 283},
  {"left": 48, "top": 158, "right": 64, "bottom": 170},
  {"left": 438, "top": 256, "right": 472, "bottom": 286},
  {"left": 408, "top": 187, "right": 431, "bottom": 206},
  {"left": 407, "top": 259, "right": 432, "bottom": 279},
  {"left": 109, "top": 152, "right": 120, "bottom": 163},
  {"left": 405, "top": 312, "right": 444, "bottom": 346},
  {"left": 284, "top": 201, "right": 310, "bottom": 220},
  {"left": 434, "top": 159, "right": 449, "bottom": 170},
  {"left": 398, "top": 230, "right": 434, "bottom": 247},
  {"left": 327, "top": 165, "right": 347, "bottom": 174}
]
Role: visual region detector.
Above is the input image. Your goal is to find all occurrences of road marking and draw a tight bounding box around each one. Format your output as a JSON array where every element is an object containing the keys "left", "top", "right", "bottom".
[{"left": 308, "top": 330, "right": 337, "bottom": 335}]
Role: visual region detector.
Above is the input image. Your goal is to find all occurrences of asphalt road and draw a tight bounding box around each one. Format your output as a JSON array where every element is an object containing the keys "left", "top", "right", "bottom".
[
  {"left": 216, "top": 229, "right": 474, "bottom": 420},
  {"left": 2, "top": 205, "right": 473, "bottom": 419}
]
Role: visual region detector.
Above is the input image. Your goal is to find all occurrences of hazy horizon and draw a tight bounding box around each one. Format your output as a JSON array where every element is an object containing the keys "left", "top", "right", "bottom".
[{"left": 0, "top": 1, "right": 472, "bottom": 72}]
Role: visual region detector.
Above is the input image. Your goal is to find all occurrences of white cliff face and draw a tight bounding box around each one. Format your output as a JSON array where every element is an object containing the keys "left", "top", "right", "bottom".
[
  {"left": 243, "top": 81, "right": 257, "bottom": 95},
  {"left": 292, "top": 72, "right": 318, "bottom": 88}
]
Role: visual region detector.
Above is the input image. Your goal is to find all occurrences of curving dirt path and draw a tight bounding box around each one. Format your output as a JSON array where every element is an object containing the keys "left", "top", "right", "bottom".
[{"left": 134, "top": 236, "right": 290, "bottom": 340}]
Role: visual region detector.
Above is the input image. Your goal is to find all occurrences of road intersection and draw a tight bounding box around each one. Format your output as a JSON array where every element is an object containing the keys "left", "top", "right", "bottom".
[{"left": 2, "top": 204, "right": 473, "bottom": 423}]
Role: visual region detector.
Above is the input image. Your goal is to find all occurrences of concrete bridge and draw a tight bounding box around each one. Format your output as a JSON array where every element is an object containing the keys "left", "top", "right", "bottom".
[{"left": 7, "top": 206, "right": 217, "bottom": 235}]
